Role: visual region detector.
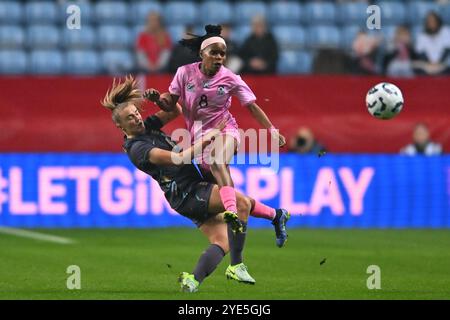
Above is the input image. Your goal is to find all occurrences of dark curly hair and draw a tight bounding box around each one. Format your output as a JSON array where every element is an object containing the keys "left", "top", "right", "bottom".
[{"left": 179, "top": 25, "right": 223, "bottom": 53}]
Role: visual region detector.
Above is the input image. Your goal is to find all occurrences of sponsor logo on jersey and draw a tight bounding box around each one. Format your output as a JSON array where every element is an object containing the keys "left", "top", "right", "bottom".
[
  {"left": 217, "top": 85, "right": 225, "bottom": 96},
  {"left": 186, "top": 83, "right": 195, "bottom": 92}
]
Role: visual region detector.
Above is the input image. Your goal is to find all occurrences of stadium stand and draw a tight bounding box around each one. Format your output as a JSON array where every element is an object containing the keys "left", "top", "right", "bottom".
[
  {"left": 199, "top": 1, "right": 233, "bottom": 25},
  {"left": 268, "top": 1, "right": 303, "bottom": 25},
  {"left": 0, "top": 2, "right": 23, "bottom": 24},
  {"left": 130, "top": 1, "right": 162, "bottom": 25},
  {"left": 164, "top": 1, "right": 198, "bottom": 25},
  {"left": 26, "top": 25, "right": 60, "bottom": 49},
  {"left": 25, "top": 1, "right": 59, "bottom": 25},
  {"left": 29, "top": 49, "right": 64, "bottom": 74},
  {"left": 0, "top": 0, "right": 449, "bottom": 75},
  {"left": 0, "top": 26, "right": 25, "bottom": 49},
  {"left": 0, "top": 50, "right": 27, "bottom": 74},
  {"left": 62, "top": 26, "right": 96, "bottom": 49},
  {"left": 65, "top": 49, "right": 101, "bottom": 75}
]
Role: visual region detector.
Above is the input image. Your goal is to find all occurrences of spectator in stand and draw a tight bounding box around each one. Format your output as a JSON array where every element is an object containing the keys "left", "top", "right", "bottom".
[
  {"left": 383, "top": 25, "right": 419, "bottom": 77},
  {"left": 400, "top": 123, "right": 442, "bottom": 156},
  {"left": 413, "top": 11, "right": 450, "bottom": 75},
  {"left": 167, "top": 25, "right": 200, "bottom": 73},
  {"left": 350, "top": 30, "right": 382, "bottom": 75},
  {"left": 221, "top": 24, "right": 243, "bottom": 74},
  {"left": 239, "top": 15, "right": 279, "bottom": 74},
  {"left": 289, "top": 127, "right": 327, "bottom": 155},
  {"left": 136, "top": 12, "right": 172, "bottom": 74}
]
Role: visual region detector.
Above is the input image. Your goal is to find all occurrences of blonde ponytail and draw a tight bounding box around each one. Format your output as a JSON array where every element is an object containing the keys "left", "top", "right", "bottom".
[{"left": 101, "top": 75, "right": 142, "bottom": 123}]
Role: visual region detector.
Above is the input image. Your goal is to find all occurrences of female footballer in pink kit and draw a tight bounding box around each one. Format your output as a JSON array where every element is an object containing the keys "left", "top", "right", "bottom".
[{"left": 147, "top": 25, "right": 290, "bottom": 247}]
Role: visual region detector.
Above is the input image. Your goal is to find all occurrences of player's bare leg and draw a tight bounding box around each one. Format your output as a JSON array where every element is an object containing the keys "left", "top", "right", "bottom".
[{"left": 209, "top": 134, "right": 243, "bottom": 232}]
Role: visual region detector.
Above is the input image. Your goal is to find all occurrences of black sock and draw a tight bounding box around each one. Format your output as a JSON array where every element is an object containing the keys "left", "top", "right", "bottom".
[
  {"left": 192, "top": 244, "right": 226, "bottom": 283},
  {"left": 228, "top": 220, "right": 247, "bottom": 266}
]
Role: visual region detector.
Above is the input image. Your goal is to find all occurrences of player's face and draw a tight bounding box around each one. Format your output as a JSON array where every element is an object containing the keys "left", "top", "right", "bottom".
[
  {"left": 201, "top": 42, "right": 226, "bottom": 74},
  {"left": 117, "top": 104, "right": 145, "bottom": 136}
]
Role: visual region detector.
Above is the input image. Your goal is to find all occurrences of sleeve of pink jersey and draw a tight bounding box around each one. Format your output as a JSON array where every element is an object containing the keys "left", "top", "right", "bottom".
[
  {"left": 168, "top": 67, "right": 184, "bottom": 96},
  {"left": 232, "top": 75, "right": 257, "bottom": 106}
]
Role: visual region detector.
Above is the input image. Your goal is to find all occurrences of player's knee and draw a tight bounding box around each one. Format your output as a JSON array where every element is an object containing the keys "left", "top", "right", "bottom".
[{"left": 237, "top": 196, "right": 251, "bottom": 219}]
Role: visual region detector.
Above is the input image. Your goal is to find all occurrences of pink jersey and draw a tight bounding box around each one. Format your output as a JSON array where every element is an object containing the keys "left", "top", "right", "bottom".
[{"left": 168, "top": 62, "right": 256, "bottom": 143}]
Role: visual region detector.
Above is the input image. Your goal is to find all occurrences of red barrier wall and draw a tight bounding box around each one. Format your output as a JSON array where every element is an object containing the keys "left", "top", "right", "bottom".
[{"left": 0, "top": 75, "right": 449, "bottom": 153}]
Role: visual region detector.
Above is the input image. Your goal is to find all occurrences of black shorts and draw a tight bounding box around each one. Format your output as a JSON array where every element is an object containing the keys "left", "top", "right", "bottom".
[{"left": 174, "top": 181, "right": 217, "bottom": 227}]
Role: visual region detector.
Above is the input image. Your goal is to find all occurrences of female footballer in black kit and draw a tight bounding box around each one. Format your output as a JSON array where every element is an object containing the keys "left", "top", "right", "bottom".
[{"left": 101, "top": 76, "right": 289, "bottom": 292}]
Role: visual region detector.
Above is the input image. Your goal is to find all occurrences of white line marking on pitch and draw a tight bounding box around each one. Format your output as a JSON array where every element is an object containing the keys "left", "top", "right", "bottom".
[{"left": 0, "top": 226, "right": 75, "bottom": 244}]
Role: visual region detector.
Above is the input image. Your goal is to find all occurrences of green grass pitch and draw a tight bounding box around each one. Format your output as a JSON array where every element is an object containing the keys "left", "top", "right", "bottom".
[{"left": 0, "top": 228, "right": 449, "bottom": 299}]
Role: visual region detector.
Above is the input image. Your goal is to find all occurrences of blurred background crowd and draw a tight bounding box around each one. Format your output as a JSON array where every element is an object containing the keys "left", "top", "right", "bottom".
[{"left": 1, "top": 0, "right": 450, "bottom": 77}]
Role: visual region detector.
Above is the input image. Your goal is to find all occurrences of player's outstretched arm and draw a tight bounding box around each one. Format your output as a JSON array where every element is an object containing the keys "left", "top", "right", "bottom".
[
  {"left": 143, "top": 88, "right": 179, "bottom": 112},
  {"left": 246, "top": 102, "right": 286, "bottom": 147},
  {"left": 147, "top": 128, "right": 221, "bottom": 166}
]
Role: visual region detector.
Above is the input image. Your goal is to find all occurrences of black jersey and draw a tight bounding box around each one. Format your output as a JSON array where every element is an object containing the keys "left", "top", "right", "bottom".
[{"left": 123, "top": 115, "right": 204, "bottom": 210}]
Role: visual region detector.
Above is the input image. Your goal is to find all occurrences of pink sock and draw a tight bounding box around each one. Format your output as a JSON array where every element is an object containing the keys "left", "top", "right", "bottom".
[
  {"left": 219, "top": 186, "right": 237, "bottom": 213},
  {"left": 251, "top": 201, "right": 276, "bottom": 220}
]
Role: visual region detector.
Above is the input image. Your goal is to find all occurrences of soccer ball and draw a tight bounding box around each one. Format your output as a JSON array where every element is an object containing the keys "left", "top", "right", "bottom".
[{"left": 365, "top": 82, "right": 404, "bottom": 120}]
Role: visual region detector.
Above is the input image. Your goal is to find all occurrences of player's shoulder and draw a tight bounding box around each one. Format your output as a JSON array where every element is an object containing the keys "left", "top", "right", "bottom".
[
  {"left": 177, "top": 62, "right": 200, "bottom": 73},
  {"left": 220, "top": 66, "right": 244, "bottom": 82},
  {"left": 124, "top": 137, "right": 144, "bottom": 154}
]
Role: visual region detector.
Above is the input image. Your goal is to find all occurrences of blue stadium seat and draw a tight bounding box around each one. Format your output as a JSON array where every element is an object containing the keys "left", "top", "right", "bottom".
[
  {"left": 193, "top": 25, "right": 206, "bottom": 37},
  {"left": 375, "top": 1, "right": 406, "bottom": 25},
  {"left": 231, "top": 25, "right": 252, "bottom": 45},
  {"left": 167, "top": 25, "right": 185, "bottom": 44},
  {"left": 0, "top": 2, "right": 23, "bottom": 24},
  {"left": 65, "top": 50, "right": 100, "bottom": 75},
  {"left": 25, "top": 1, "right": 58, "bottom": 25},
  {"left": 0, "top": 26, "right": 25, "bottom": 49},
  {"left": 130, "top": 1, "right": 162, "bottom": 26},
  {"left": 277, "top": 50, "right": 312, "bottom": 74},
  {"left": 132, "top": 25, "right": 145, "bottom": 44},
  {"left": 306, "top": 26, "right": 341, "bottom": 49},
  {"left": 442, "top": 3, "right": 450, "bottom": 25},
  {"left": 95, "top": 1, "right": 129, "bottom": 25},
  {"left": 29, "top": 50, "right": 63, "bottom": 75},
  {"left": 407, "top": 1, "right": 439, "bottom": 25},
  {"left": 273, "top": 26, "right": 305, "bottom": 50},
  {"left": 97, "top": 25, "right": 132, "bottom": 49},
  {"left": 380, "top": 25, "right": 398, "bottom": 44},
  {"left": 268, "top": 1, "right": 303, "bottom": 25},
  {"left": 199, "top": 1, "right": 233, "bottom": 25},
  {"left": 27, "top": 25, "right": 60, "bottom": 49},
  {"left": 0, "top": 50, "right": 27, "bottom": 75},
  {"left": 411, "top": 25, "right": 423, "bottom": 42},
  {"left": 338, "top": 2, "right": 368, "bottom": 26},
  {"left": 367, "top": 25, "right": 398, "bottom": 46},
  {"left": 234, "top": 2, "right": 267, "bottom": 25},
  {"left": 62, "top": 26, "right": 96, "bottom": 49},
  {"left": 304, "top": 2, "right": 336, "bottom": 25},
  {"left": 164, "top": 2, "right": 198, "bottom": 26},
  {"left": 341, "top": 25, "right": 362, "bottom": 50},
  {"left": 101, "top": 50, "right": 135, "bottom": 74},
  {"left": 60, "top": 1, "right": 93, "bottom": 26}
]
